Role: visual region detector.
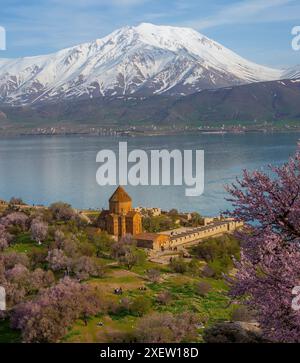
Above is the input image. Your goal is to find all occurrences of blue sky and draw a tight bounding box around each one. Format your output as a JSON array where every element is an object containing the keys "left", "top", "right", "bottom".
[{"left": 0, "top": 0, "right": 300, "bottom": 68}]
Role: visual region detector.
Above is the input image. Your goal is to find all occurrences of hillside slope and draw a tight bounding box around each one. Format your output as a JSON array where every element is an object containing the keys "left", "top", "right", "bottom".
[{"left": 1, "top": 79, "right": 300, "bottom": 132}]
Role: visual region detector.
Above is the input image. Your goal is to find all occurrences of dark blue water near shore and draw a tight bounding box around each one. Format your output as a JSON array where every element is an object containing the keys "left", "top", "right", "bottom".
[{"left": 0, "top": 133, "right": 299, "bottom": 216}]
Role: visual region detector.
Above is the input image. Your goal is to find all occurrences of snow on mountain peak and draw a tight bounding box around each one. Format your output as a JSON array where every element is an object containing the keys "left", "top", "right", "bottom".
[
  {"left": 282, "top": 64, "right": 300, "bottom": 79},
  {"left": 0, "top": 23, "right": 294, "bottom": 105}
]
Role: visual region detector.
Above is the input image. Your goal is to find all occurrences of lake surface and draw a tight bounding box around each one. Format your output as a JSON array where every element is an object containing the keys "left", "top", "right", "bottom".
[{"left": 0, "top": 133, "right": 299, "bottom": 216}]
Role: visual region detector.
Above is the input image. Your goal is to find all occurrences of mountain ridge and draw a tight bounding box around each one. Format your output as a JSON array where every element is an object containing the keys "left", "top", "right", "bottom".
[
  {"left": 0, "top": 23, "right": 292, "bottom": 106},
  {"left": 1, "top": 78, "right": 300, "bottom": 133}
]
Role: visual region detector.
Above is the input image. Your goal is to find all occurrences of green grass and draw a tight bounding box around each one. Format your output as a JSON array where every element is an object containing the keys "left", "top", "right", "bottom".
[
  {"left": 0, "top": 320, "right": 21, "bottom": 343},
  {"left": 65, "top": 270, "right": 234, "bottom": 343},
  {"left": 7, "top": 233, "right": 46, "bottom": 253},
  {"left": 147, "top": 274, "right": 233, "bottom": 322},
  {"left": 64, "top": 314, "right": 138, "bottom": 343},
  {"left": 131, "top": 260, "right": 170, "bottom": 275}
]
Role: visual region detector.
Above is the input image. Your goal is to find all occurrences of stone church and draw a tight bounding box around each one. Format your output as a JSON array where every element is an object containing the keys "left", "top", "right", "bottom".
[{"left": 97, "top": 186, "right": 142, "bottom": 239}]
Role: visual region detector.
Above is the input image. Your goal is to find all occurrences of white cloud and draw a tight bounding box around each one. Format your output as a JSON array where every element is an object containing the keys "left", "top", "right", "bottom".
[
  {"left": 186, "top": 0, "right": 298, "bottom": 29},
  {"left": 111, "top": 0, "right": 148, "bottom": 5},
  {"left": 49, "top": 0, "right": 148, "bottom": 7}
]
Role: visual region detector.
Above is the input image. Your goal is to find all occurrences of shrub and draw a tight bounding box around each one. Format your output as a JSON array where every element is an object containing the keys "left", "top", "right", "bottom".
[
  {"left": 9, "top": 197, "right": 25, "bottom": 206},
  {"left": 30, "top": 219, "right": 48, "bottom": 245},
  {"left": 119, "top": 249, "right": 139, "bottom": 270},
  {"left": 135, "top": 312, "right": 200, "bottom": 343},
  {"left": 187, "top": 259, "right": 201, "bottom": 275},
  {"left": 196, "top": 281, "right": 212, "bottom": 297},
  {"left": 130, "top": 296, "right": 152, "bottom": 317},
  {"left": 53, "top": 230, "right": 65, "bottom": 249},
  {"left": 111, "top": 235, "right": 136, "bottom": 260},
  {"left": 201, "top": 264, "right": 215, "bottom": 278},
  {"left": 192, "top": 234, "right": 240, "bottom": 262},
  {"left": 170, "top": 257, "right": 187, "bottom": 274},
  {"left": 0, "top": 237, "right": 8, "bottom": 251},
  {"left": 49, "top": 202, "right": 77, "bottom": 221},
  {"left": 1, "top": 252, "right": 29, "bottom": 270},
  {"left": 231, "top": 306, "right": 255, "bottom": 323},
  {"left": 105, "top": 331, "right": 134, "bottom": 343},
  {"left": 2, "top": 212, "right": 29, "bottom": 231},
  {"left": 203, "top": 322, "right": 267, "bottom": 343},
  {"left": 113, "top": 242, "right": 145, "bottom": 270},
  {"left": 92, "top": 231, "right": 114, "bottom": 257},
  {"left": 77, "top": 240, "right": 96, "bottom": 257},
  {"left": 146, "top": 269, "right": 161, "bottom": 283},
  {"left": 190, "top": 212, "right": 204, "bottom": 227},
  {"left": 143, "top": 215, "right": 176, "bottom": 233},
  {"left": 28, "top": 248, "right": 48, "bottom": 269},
  {"left": 110, "top": 297, "right": 132, "bottom": 317},
  {"left": 73, "top": 256, "right": 105, "bottom": 280},
  {"left": 46, "top": 249, "right": 72, "bottom": 274},
  {"left": 207, "top": 256, "right": 233, "bottom": 278},
  {"left": 156, "top": 291, "right": 173, "bottom": 305},
  {"left": 192, "top": 235, "right": 240, "bottom": 276}
]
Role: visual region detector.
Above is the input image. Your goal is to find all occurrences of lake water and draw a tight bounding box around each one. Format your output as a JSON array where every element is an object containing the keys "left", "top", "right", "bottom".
[{"left": 0, "top": 133, "right": 299, "bottom": 216}]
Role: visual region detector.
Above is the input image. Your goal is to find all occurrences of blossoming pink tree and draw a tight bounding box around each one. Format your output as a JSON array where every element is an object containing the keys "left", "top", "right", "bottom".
[
  {"left": 12, "top": 277, "right": 102, "bottom": 342},
  {"left": 226, "top": 146, "right": 300, "bottom": 342},
  {"left": 30, "top": 219, "right": 48, "bottom": 245},
  {"left": 1, "top": 212, "right": 28, "bottom": 230}
]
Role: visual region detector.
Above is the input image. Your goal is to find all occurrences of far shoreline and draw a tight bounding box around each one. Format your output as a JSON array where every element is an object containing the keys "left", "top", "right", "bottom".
[{"left": 1, "top": 127, "right": 300, "bottom": 139}]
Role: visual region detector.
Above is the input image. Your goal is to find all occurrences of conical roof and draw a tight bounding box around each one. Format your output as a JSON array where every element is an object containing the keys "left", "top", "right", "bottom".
[{"left": 109, "top": 186, "right": 132, "bottom": 203}]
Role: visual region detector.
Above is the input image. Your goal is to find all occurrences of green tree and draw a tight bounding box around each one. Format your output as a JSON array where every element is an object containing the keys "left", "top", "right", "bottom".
[
  {"left": 131, "top": 296, "right": 152, "bottom": 317},
  {"left": 93, "top": 232, "right": 114, "bottom": 257},
  {"left": 170, "top": 257, "right": 187, "bottom": 274}
]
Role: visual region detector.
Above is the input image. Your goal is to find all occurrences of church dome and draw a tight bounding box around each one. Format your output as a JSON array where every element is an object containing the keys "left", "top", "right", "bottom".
[{"left": 109, "top": 186, "right": 132, "bottom": 203}]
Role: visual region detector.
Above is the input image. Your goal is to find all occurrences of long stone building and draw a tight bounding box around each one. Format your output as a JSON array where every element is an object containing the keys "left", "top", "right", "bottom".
[
  {"left": 134, "top": 219, "right": 243, "bottom": 251},
  {"left": 161, "top": 219, "right": 244, "bottom": 250}
]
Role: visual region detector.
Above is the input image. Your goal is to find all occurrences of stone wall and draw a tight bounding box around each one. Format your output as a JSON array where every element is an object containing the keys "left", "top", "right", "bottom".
[{"left": 168, "top": 220, "right": 243, "bottom": 249}]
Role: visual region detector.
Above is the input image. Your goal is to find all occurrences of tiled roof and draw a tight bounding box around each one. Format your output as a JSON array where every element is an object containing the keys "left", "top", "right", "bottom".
[{"left": 109, "top": 186, "right": 132, "bottom": 203}]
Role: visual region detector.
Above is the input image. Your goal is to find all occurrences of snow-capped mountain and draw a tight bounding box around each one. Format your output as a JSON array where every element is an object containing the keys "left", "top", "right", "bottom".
[
  {"left": 282, "top": 65, "right": 300, "bottom": 80},
  {"left": 0, "top": 23, "right": 292, "bottom": 105}
]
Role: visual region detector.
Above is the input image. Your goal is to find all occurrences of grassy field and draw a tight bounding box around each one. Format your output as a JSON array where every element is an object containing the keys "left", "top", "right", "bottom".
[
  {"left": 6, "top": 232, "right": 46, "bottom": 253},
  {"left": 63, "top": 260, "right": 234, "bottom": 343},
  {"left": 0, "top": 257, "right": 234, "bottom": 343},
  {"left": 0, "top": 226, "right": 237, "bottom": 343}
]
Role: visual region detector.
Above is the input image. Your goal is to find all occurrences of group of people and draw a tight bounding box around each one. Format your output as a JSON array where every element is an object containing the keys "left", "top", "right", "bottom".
[{"left": 114, "top": 287, "right": 123, "bottom": 295}]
